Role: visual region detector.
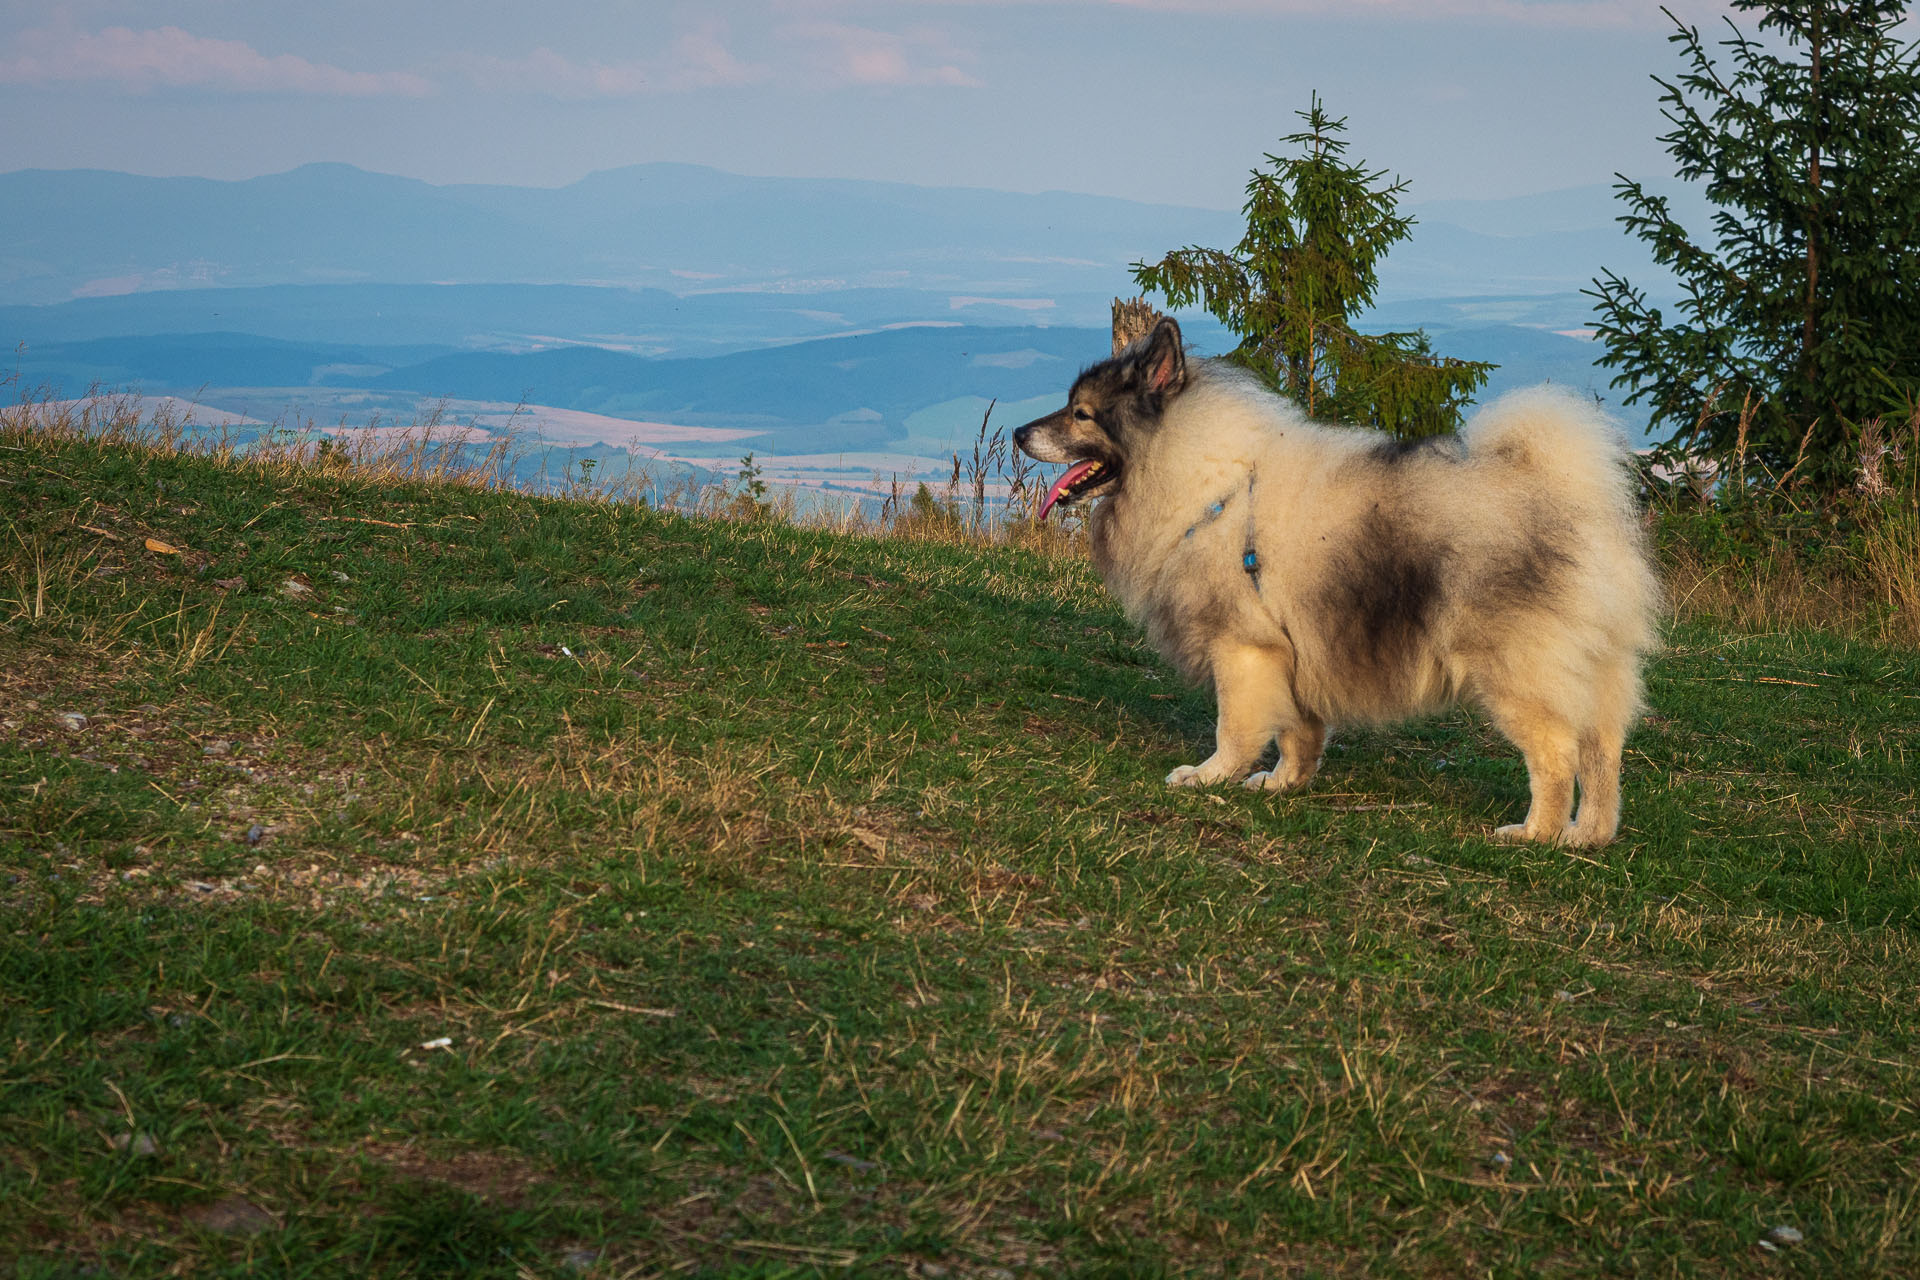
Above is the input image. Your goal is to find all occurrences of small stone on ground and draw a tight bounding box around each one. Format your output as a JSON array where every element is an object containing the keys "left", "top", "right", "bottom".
[{"left": 189, "top": 1195, "right": 279, "bottom": 1236}]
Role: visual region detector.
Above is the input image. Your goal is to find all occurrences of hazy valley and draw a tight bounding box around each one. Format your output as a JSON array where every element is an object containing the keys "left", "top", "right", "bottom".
[{"left": 2, "top": 163, "right": 1686, "bottom": 502}]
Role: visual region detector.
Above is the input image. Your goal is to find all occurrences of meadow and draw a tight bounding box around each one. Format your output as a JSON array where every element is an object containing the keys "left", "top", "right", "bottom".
[{"left": 3, "top": 402, "right": 1917, "bottom": 1277}]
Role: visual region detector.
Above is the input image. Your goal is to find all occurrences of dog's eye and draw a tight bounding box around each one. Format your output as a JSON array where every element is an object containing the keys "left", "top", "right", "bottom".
[{"left": 1072, "top": 407, "right": 1093, "bottom": 422}]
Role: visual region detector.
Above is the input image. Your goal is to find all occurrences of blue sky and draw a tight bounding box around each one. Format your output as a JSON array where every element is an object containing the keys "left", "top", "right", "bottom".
[{"left": 1, "top": 0, "right": 1740, "bottom": 206}]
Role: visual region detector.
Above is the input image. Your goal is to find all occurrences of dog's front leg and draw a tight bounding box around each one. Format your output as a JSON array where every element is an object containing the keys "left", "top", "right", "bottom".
[
  {"left": 1244, "top": 716, "right": 1325, "bottom": 793},
  {"left": 1166, "top": 644, "right": 1295, "bottom": 787}
]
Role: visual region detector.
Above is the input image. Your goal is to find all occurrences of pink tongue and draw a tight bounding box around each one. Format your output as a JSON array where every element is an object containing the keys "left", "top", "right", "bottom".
[{"left": 1039, "top": 459, "right": 1102, "bottom": 521}]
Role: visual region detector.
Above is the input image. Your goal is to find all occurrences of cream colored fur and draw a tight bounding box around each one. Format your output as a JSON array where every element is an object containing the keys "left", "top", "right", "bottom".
[{"left": 1088, "top": 365, "right": 1661, "bottom": 848}]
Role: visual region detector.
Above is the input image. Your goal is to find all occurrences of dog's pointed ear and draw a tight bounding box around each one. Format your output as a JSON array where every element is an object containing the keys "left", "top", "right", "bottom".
[{"left": 1139, "top": 317, "right": 1186, "bottom": 396}]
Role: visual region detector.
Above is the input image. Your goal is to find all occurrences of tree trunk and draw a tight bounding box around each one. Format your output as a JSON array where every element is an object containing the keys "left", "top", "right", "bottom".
[
  {"left": 1111, "top": 297, "right": 1164, "bottom": 356},
  {"left": 1804, "top": 11, "right": 1823, "bottom": 378}
]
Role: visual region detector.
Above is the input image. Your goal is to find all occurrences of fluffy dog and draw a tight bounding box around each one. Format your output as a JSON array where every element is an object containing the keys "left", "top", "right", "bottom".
[{"left": 1013, "top": 318, "right": 1660, "bottom": 847}]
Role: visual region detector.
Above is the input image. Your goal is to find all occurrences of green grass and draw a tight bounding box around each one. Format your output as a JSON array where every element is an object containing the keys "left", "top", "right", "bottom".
[{"left": 3, "top": 423, "right": 1918, "bottom": 1278}]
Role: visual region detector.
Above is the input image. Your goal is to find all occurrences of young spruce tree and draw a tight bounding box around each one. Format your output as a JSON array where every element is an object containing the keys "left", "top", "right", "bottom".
[
  {"left": 1588, "top": 1, "right": 1920, "bottom": 492},
  {"left": 1132, "top": 94, "right": 1492, "bottom": 439}
]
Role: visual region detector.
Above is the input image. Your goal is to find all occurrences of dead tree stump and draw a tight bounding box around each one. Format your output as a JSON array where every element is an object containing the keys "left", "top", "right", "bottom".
[{"left": 1111, "top": 297, "right": 1164, "bottom": 356}]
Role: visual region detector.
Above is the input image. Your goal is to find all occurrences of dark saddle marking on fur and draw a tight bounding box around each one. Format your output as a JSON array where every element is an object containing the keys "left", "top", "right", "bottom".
[
  {"left": 1322, "top": 506, "right": 1445, "bottom": 677},
  {"left": 1481, "top": 519, "right": 1576, "bottom": 609},
  {"left": 1372, "top": 435, "right": 1464, "bottom": 465}
]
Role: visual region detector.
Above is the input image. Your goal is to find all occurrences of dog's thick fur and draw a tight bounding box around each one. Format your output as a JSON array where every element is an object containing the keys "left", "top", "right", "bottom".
[{"left": 1014, "top": 318, "right": 1660, "bottom": 847}]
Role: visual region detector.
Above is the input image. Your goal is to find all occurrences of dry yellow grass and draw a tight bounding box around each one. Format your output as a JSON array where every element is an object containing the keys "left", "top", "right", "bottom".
[{"left": 1660, "top": 507, "right": 1920, "bottom": 648}]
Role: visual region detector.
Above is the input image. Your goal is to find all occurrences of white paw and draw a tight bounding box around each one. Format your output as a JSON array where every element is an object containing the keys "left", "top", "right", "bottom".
[
  {"left": 1243, "top": 770, "right": 1275, "bottom": 791},
  {"left": 1493, "top": 822, "right": 1571, "bottom": 845},
  {"left": 1166, "top": 764, "right": 1204, "bottom": 787}
]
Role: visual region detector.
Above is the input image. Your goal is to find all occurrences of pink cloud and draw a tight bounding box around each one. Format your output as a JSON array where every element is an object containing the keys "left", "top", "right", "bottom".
[
  {"left": 0, "top": 25, "right": 434, "bottom": 96},
  {"left": 451, "top": 20, "right": 974, "bottom": 96},
  {"left": 784, "top": 22, "right": 983, "bottom": 87},
  {"left": 664, "top": 26, "right": 768, "bottom": 91},
  {"left": 449, "top": 24, "right": 766, "bottom": 98},
  {"left": 784, "top": 0, "right": 1734, "bottom": 32}
]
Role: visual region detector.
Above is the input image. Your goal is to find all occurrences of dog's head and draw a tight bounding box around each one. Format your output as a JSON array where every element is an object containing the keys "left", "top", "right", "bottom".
[{"left": 1014, "top": 316, "right": 1187, "bottom": 519}]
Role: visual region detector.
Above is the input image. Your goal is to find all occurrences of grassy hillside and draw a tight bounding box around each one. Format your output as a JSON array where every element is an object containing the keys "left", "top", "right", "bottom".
[{"left": 3, "top": 417, "right": 1918, "bottom": 1277}]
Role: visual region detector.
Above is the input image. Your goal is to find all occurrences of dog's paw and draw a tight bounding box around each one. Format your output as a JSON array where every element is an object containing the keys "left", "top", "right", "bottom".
[
  {"left": 1493, "top": 822, "right": 1571, "bottom": 846},
  {"left": 1166, "top": 764, "right": 1205, "bottom": 787},
  {"left": 1243, "top": 768, "right": 1306, "bottom": 793}
]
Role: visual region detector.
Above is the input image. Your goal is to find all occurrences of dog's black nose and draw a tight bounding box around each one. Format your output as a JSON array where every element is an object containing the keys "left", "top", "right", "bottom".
[{"left": 1013, "top": 424, "right": 1032, "bottom": 451}]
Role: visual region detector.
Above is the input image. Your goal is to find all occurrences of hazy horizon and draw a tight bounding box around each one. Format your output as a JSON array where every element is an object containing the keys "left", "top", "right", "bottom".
[
  {"left": 1, "top": 1, "right": 1745, "bottom": 207},
  {"left": 0, "top": 152, "right": 1677, "bottom": 216}
]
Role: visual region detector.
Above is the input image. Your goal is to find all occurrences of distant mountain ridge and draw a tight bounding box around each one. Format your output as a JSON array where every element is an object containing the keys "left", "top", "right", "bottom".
[
  {"left": 0, "top": 162, "right": 1241, "bottom": 306},
  {"left": 0, "top": 162, "right": 1684, "bottom": 308},
  {"left": 0, "top": 281, "right": 1158, "bottom": 358},
  {"left": 0, "top": 162, "right": 1682, "bottom": 451}
]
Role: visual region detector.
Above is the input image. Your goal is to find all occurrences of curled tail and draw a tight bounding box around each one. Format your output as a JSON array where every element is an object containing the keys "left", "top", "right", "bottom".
[
  {"left": 1462, "top": 386, "right": 1637, "bottom": 513},
  {"left": 1462, "top": 385, "right": 1663, "bottom": 658}
]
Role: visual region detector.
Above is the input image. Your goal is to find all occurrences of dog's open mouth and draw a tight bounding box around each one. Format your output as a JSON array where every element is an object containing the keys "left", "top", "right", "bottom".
[{"left": 1039, "top": 457, "right": 1119, "bottom": 520}]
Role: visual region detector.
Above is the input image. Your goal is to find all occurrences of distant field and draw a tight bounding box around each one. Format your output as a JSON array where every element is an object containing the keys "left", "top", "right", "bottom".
[
  {"left": 16, "top": 383, "right": 1073, "bottom": 510},
  {"left": 3, "top": 416, "right": 1915, "bottom": 1276},
  {"left": 421, "top": 404, "right": 763, "bottom": 450},
  {"left": 670, "top": 395, "right": 1069, "bottom": 503},
  {"left": 15, "top": 395, "right": 270, "bottom": 433}
]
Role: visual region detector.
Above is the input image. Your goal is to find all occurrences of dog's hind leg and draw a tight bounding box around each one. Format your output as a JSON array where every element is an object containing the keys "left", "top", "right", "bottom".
[
  {"left": 1565, "top": 663, "right": 1638, "bottom": 847},
  {"left": 1564, "top": 725, "right": 1624, "bottom": 847},
  {"left": 1167, "top": 643, "right": 1297, "bottom": 788},
  {"left": 1484, "top": 696, "right": 1579, "bottom": 845}
]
